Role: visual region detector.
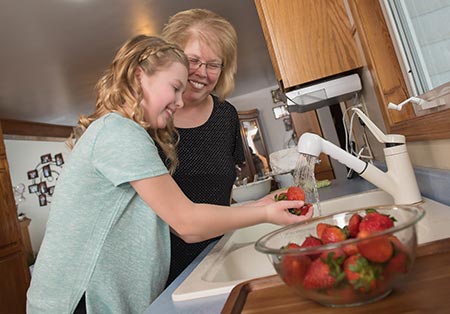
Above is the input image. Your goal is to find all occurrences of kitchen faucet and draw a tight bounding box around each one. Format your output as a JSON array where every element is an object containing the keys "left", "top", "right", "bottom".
[{"left": 297, "top": 108, "right": 422, "bottom": 205}]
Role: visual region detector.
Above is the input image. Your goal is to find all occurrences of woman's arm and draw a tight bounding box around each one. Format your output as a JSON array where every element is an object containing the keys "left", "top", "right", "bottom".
[{"left": 131, "top": 174, "right": 312, "bottom": 243}]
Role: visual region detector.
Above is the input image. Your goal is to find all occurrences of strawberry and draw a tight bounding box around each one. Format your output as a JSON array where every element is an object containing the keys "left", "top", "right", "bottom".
[
  {"left": 274, "top": 192, "right": 288, "bottom": 201},
  {"left": 348, "top": 213, "right": 362, "bottom": 238},
  {"left": 342, "top": 243, "right": 359, "bottom": 256},
  {"left": 359, "top": 210, "right": 395, "bottom": 234},
  {"left": 275, "top": 187, "right": 309, "bottom": 215},
  {"left": 289, "top": 203, "right": 312, "bottom": 216},
  {"left": 320, "top": 225, "right": 348, "bottom": 244},
  {"left": 357, "top": 231, "right": 393, "bottom": 263},
  {"left": 300, "top": 235, "right": 323, "bottom": 260},
  {"left": 300, "top": 203, "right": 312, "bottom": 215},
  {"left": 287, "top": 186, "right": 305, "bottom": 201},
  {"left": 389, "top": 235, "right": 410, "bottom": 255},
  {"left": 385, "top": 251, "right": 409, "bottom": 274},
  {"left": 320, "top": 248, "right": 346, "bottom": 262},
  {"left": 303, "top": 251, "right": 345, "bottom": 289},
  {"left": 343, "top": 254, "right": 380, "bottom": 293},
  {"left": 301, "top": 235, "right": 322, "bottom": 248},
  {"left": 316, "top": 223, "right": 331, "bottom": 238},
  {"left": 281, "top": 243, "right": 312, "bottom": 286}
]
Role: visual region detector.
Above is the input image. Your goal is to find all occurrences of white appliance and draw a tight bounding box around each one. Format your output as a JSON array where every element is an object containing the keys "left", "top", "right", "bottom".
[{"left": 285, "top": 73, "right": 362, "bottom": 112}]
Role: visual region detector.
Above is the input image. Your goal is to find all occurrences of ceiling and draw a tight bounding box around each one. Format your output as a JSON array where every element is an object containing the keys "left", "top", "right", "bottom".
[{"left": 0, "top": 0, "right": 277, "bottom": 126}]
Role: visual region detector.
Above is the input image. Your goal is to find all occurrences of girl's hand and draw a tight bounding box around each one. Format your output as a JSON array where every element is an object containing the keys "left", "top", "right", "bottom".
[
  {"left": 245, "top": 188, "right": 287, "bottom": 206},
  {"left": 264, "top": 200, "right": 314, "bottom": 225}
]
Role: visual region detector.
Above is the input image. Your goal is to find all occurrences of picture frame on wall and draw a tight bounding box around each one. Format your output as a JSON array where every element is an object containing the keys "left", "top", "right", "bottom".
[
  {"left": 48, "top": 186, "right": 55, "bottom": 196},
  {"left": 38, "top": 181, "right": 47, "bottom": 194},
  {"left": 28, "top": 184, "right": 39, "bottom": 194},
  {"left": 43, "top": 165, "right": 51, "bottom": 177},
  {"left": 54, "top": 153, "right": 64, "bottom": 166},
  {"left": 27, "top": 169, "right": 38, "bottom": 180},
  {"left": 39, "top": 194, "right": 47, "bottom": 206},
  {"left": 40, "top": 153, "right": 52, "bottom": 164}
]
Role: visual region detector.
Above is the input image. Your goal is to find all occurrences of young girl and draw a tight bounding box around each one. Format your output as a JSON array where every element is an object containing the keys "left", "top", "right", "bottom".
[{"left": 26, "top": 35, "right": 312, "bottom": 314}]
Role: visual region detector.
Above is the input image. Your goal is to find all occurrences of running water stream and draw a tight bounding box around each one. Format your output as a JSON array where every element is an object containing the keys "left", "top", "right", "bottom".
[{"left": 292, "top": 153, "right": 322, "bottom": 216}]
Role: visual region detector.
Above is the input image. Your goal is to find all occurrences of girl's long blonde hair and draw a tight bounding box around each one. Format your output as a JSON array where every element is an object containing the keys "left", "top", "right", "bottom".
[{"left": 67, "top": 35, "right": 188, "bottom": 172}]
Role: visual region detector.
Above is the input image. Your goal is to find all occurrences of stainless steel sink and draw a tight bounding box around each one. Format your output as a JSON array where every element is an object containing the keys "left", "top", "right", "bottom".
[{"left": 172, "top": 189, "right": 450, "bottom": 301}]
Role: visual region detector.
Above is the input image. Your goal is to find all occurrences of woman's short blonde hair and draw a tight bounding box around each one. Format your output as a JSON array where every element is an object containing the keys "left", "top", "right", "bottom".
[
  {"left": 162, "top": 9, "right": 238, "bottom": 101},
  {"left": 68, "top": 35, "right": 188, "bottom": 172}
]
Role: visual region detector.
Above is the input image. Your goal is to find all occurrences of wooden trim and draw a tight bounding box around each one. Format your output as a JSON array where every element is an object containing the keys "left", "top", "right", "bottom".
[
  {"left": 237, "top": 109, "right": 259, "bottom": 120},
  {"left": 348, "top": 0, "right": 450, "bottom": 141},
  {"left": 0, "top": 119, "right": 73, "bottom": 139}
]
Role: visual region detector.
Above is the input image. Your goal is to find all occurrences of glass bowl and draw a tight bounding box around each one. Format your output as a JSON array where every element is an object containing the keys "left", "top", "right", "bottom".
[{"left": 255, "top": 205, "right": 425, "bottom": 307}]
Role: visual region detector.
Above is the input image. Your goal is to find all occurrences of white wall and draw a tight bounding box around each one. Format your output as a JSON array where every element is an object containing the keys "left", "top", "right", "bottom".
[{"left": 5, "top": 139, "right": 70, "bottom": 255}]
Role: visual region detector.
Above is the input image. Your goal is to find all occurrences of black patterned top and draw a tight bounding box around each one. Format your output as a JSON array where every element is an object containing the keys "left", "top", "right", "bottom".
[{"left": 159, "top": 95, "right": 245, "bottom": 286}]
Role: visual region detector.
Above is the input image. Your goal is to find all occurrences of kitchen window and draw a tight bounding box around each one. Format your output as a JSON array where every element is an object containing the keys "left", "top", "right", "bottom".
[{"left": 383, "top": 0, "right": 450, "bottom": 96}]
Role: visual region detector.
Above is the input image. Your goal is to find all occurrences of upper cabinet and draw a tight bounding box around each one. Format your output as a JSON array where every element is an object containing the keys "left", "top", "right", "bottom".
[{"left": 255, "top": 0, "right": 363, "bottom": 89}]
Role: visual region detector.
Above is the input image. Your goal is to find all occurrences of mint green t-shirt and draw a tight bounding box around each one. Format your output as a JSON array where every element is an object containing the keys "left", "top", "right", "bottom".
[{"left": 27, "top": 113, "right": 170, "bottom": 314}]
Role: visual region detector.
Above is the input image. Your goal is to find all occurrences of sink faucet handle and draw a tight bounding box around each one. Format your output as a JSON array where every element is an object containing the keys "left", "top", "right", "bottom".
[{"left": 351, "top": 108, "right": 405, "bottom": 144}]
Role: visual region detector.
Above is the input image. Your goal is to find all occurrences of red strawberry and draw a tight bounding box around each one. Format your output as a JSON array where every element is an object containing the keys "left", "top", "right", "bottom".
[
  {"left": 289, "top": 203, "right": 312, "bottom": 216},
  {"left": 359, "top": 211, "right": 395, "bottom": 234},
  {"left": 301, "top": 235, "right": 322, "bottom": 248},
  {"left": 385, "top": 251, "right": 409, "bottom": 274},
  {"left": 320, "top": 225, "right": 348, "bottom": 244},
  {"left": 343, "top": 243, "right": 359, "bottom": 256},
  {"left": 389, "top": 235, "right": 410, "bottom": 255},
  {"left": 303, "top": 252, "right": 345, "bottom": 289},
  {"left": 274, "top": 192, "right": 288, "bottom": 201},
  {"left": 320, "top": 248, "right": 346, "bottom": 262},
  {"left": 300, "top": 203, "right": 313, "bottom": 215},
  {"left": 357, "top": 231, "right": 393, "bottom": 263},
  {"left": 348, "top": 213, "right": 362, "bottom": 238},
  {"left": 316, "top": 223, "right": 331, "bottom": 238},
  {"left": 281, "top": 243, "right": 312, "bottom": 286},
  {"left": 343, "top": 254, "right": 380, "bottom": 293},
  {"left": 287, "top": 186, "right": 305, "bottom": 201},
  {"left": 300, "top": 235, "right": 323, "bottom": 260}
]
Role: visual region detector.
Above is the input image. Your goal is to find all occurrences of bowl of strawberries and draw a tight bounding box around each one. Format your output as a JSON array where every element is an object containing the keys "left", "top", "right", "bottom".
[{"left": 255, "top": 204, "right": 425, "bottom": 307}]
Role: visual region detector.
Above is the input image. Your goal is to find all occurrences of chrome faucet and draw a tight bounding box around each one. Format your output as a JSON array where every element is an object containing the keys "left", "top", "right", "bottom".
[{"left": 297, "top": 108, "right": 422, "bottom": 205}]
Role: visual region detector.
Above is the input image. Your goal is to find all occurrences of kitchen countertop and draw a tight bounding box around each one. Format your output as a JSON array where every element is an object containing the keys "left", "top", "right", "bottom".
[{"left": 144, "top": 177, "right": 378, "bottom": 314}]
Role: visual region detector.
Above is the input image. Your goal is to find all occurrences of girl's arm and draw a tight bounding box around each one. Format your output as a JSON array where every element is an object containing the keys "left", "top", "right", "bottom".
[{"left": 131, "top": 174, "right": 312, "bottom": 243}]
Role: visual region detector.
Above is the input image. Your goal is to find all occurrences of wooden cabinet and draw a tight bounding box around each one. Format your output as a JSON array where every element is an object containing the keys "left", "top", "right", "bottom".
[
  {"left": 254, "top": 0, "right": 362, "bottom": 181},
  {"left": 0, "top": 124, "right": 30, "bottom": 313},
  {"left": 290, "top": 111, "right": 335, "bottom": 180},
  {"left": 19, "top": 218, "right": 35, "bottom": 266},
  {"left": 347, "top": 0, "right": 450, "bottom": 141},
  {"left": 254, "top": 0, "right": 362, "bottom": 89}
]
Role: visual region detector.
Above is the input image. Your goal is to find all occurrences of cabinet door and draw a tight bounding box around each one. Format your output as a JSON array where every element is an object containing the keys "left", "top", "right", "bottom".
[
  {"left": 0, "top": 125, "right": 30, "bottom": 313},
  {"left": 290, "top": 111, "right": 335, "bottom": 180},
  {"left": 255, "top": 0, "right": 362, "bottom": 88},
  {"left": 0, "top": 250, "right": 29, "bottom": 314},
  {"left": 0, "top": 159, "right": 20, "bottom": 247}
]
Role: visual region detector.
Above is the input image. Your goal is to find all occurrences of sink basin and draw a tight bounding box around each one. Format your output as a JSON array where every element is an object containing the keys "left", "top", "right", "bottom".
[{"left": 172, "top": 189, "right": 450, "bottom": 301}]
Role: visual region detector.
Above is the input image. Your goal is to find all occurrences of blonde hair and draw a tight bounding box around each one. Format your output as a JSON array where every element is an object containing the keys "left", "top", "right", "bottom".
[
  {"left": 161, "top": 9, "right": 237, "bottom": 101},
  {"left": 68, "top": 35, "right": 188, "bottom": 172}
]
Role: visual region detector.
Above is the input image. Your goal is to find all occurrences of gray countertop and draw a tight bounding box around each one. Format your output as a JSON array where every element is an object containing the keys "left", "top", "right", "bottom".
[{"left": 144, "top": 177, "right": 376, "bottom": 314}]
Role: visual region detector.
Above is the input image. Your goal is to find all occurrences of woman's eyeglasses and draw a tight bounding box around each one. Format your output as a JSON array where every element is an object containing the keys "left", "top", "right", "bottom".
[{"left": 188, "top": 57, "right": 223, "bottom": 74}]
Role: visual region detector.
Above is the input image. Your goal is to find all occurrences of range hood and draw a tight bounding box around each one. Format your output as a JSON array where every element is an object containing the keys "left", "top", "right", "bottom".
[{"left": 285, "top": 73, "right": 362, "bottom": 113}]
